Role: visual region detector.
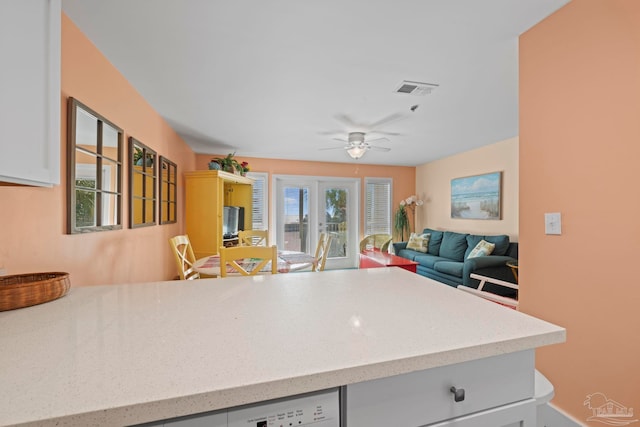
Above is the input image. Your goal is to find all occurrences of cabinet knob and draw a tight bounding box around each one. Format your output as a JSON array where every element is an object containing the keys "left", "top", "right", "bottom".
[{"left": 450, "top": 386, "right": 465, "bottom": 402}]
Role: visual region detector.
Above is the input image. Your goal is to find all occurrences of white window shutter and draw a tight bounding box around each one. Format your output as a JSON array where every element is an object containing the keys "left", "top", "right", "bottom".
[
  {"left": 364, "top": 178, "right": 392, "bottom": 235},
  {"left": 247, "top": 172, "right": 268, "bottom": 230}
]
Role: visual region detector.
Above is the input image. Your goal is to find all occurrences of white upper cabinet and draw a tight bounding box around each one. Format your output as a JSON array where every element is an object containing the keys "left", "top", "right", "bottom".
[{"left": 0, "top": 0, "right": 61, "bottom": 186}]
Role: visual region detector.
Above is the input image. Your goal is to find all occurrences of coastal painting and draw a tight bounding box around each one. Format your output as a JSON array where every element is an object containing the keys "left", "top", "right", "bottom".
[{"left": 451, "top": 172, "right": 501, "bottom": 220}]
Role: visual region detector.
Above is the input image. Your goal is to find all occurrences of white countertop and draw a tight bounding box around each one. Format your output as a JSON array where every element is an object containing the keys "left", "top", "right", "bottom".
[{"left": 0, "top": 268, "right": 565, "bottom": 426}]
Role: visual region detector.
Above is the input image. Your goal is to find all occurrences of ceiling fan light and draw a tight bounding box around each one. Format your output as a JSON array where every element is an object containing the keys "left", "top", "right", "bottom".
[{"left": 347, "top": 146, "right": 366, "bottom": 159}]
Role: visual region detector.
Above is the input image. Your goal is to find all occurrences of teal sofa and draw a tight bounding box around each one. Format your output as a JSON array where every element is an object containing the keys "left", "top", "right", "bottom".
[{"left": 392, "top": 228, "right": 518, "bottom": 298}]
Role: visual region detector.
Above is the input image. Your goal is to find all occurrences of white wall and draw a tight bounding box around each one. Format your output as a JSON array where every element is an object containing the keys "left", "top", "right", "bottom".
[{"left": 415, "top": 137, "right": 519, "bottom": 241}]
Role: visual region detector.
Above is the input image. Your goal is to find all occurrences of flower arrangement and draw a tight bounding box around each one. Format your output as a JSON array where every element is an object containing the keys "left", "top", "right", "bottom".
[
  {"left": 394, "top": 195, "right": 424, "bottom": 241},
  {"left": 239, "top": 161, "right": 250, "bottom": 176},
  {"left": 400, "top": 195, "right": 424, "bottom": 209}
]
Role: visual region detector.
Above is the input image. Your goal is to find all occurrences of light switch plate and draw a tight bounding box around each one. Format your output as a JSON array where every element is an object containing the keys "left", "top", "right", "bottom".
[{"left": 545, "top": 212, "right": 562, "bottom": 235}]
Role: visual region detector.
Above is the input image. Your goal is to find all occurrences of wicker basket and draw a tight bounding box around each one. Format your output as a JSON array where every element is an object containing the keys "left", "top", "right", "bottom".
[{"left": 0, "top": 272, "right": 70, "bottom": 311}]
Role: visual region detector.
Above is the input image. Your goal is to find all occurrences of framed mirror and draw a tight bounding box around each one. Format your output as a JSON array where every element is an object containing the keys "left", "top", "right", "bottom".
[
  {"left": 128, "top": 137, "right": 157, "bottom": 228},
  {"left": 159, "top": 156, "right": 177, "bottom": 225},
  {"left": 67, "top": 98, "right": 123, "bottom": 234}
]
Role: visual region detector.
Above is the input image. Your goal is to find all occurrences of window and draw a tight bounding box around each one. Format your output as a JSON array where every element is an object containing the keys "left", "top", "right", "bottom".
[
  {"left": 364, "top": 178, "right": 392, "bottom": 235},
  {"left": 247, "top": 172, "right": 268, "bottom": 230}
]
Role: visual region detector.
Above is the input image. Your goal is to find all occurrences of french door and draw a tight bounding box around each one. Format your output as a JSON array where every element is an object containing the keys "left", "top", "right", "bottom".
[{"left": 274, "top": 176, "right": 359, "bottom": 270}]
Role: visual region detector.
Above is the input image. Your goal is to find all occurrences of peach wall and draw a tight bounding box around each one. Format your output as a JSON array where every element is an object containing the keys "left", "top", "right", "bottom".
[
  {"left": 195, "top": 155, "right": 415, "bottom": 239},
  {"left": 0, "top": 14, "right": 195, "bottom": 286},
  {"left": 520, "top": 0, "right": 640, "bottom": 422},
  {"left": 415, "top": 137, "right": 519, "bottom": 240}
]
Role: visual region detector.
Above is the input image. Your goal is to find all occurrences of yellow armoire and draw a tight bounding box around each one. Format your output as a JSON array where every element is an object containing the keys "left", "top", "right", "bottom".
[{"left": 185, "top": 170, "right": 254, "bottom": 259}]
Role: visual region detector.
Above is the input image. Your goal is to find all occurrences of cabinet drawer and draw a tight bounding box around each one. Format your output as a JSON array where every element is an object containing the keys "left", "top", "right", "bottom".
[
  {"left": 346, "top": 350, "right": 534, "bottom": 427},
  {"left": 426, "top": 398, "right": 537, "bottom": 427}
]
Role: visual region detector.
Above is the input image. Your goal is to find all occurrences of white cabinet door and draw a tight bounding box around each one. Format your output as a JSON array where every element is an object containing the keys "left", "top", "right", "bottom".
[{"left": 0, "top": 0, "right": 61, "bottom": 186}]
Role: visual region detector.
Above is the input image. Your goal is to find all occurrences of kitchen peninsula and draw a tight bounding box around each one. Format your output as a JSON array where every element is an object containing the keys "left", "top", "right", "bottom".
[{"left": 0, "top": 268, "right": 565, "bottom": 426}]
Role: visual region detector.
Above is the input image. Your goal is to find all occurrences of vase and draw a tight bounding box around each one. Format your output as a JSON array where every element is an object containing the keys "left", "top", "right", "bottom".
[{"left": 208, "top": 161, "right": 220, "bottom": 170}]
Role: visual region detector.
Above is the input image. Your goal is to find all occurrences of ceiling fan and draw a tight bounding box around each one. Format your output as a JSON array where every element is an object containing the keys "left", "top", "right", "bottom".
[
  {"left": 321, "top": 131, "right": 391, "bottom": 159},
  {"left": 319, "top": 112, "right": 407, "bottom": 138}
]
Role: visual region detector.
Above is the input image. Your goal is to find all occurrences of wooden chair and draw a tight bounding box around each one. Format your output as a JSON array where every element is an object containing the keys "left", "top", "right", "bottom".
[
  {"left": 312, "top": 232, "right": 333, "bottom": 272},
  {"left": 359, "top": 234, "right": 392, "bottom": 253},
  {"left": 169, "top": 235, "right": 200, "bottom": 280},
  {"left": 238, "top": 229, "right": 269, "bottom": 246},
  {"left": 457, "top": 273, "right": 519, "bottom": 309},
  {"left": 219, "top": 245, "right": 278, "bottom": 277}
]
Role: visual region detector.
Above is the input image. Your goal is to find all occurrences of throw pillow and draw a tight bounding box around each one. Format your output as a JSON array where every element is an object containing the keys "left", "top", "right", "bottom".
[
  {"left": 467, "top": 239, "right": 496, "bottom": 258},
  {"left": 406, "top": 233, "right": 430, "bottom": 253},
  {"left": 439, "top": 231, "right": 469, "bottom": 261}
]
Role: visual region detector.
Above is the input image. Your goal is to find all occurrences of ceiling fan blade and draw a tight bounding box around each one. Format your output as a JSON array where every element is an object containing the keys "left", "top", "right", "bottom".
[
  {"left": 319, "top": 146, "right": 348, "bottom": 151},
  {"left": 333, "top": 113, "right": 361, "bottom": 128},
  {"left": 364, "top": 137, "right": 390, "bottom": 144},
  {"left": 332, "top": 137, "right": 348, "bottom": 143},
  {"left": 369, "top": 146, "right": 391, "bottom": 152},
  {"left": 368, "top": 112, "right": 406, "bottom": 129},
  {"left": 367, "top": 130, "right": 403, "bottom": 137},
  {"left": 318, "top": 130, "right": 346, "bottom": 136}
]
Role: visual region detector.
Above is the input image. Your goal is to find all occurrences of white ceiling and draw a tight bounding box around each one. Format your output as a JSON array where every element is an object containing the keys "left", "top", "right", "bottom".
[{"left": 62, "top": 0, "right": 569, "bottom": 166}]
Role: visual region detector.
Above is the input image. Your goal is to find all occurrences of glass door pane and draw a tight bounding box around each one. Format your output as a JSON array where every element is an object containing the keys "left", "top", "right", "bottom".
[
  {"left": 321, "top": 186, "right": 348, "bottom": 258},
  {"left": 282, "top": 185, "right": 310, "bottom": 252},
  {"left": 319, "top": 180, "right": 358, "bottom": 270}
]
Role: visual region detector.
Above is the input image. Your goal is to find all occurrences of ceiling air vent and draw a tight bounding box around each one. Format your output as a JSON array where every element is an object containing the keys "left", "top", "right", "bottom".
[{"left": 395, "top": 80, "right": 439, "bottom": 96}]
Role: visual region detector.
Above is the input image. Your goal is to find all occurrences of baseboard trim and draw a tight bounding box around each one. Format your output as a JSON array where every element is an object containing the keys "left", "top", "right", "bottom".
[{"left": 538, "top": 402, "right": 586, "bottom": 427}]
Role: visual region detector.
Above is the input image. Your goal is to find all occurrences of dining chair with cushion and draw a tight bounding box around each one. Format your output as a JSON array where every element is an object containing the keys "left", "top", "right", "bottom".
[
  {"left": 169, "top": 235, "right": 200, "bottom": 280},
  {"left": 238, "top": 229, "right": 269, "bottom": 247},
  {"left": 312, "top": 232, "right": 333, "bottom": 272},
  {"left": 219, "top": 245, "right": 278, "bottom": 277},
  {"left": 359, "top": 233, "right": 393, "bottom": 253}
]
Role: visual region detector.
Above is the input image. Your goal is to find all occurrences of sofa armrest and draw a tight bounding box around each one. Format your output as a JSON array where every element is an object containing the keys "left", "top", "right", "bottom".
[
  {"left": 464, "top": 255, "right": 515, "bottom": 270},
  {"left": 392, "top": 241, "right": 408, "bottom": 253}
]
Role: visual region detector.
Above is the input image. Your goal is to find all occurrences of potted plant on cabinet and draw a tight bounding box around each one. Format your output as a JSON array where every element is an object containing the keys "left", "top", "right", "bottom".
[
  {"left": 239, "top": 161, "right": 250, "bottom": 176},
  {"left": 210, "top": 152, "right": 240, "bottom": 173},
  {"left": 208, "top": 153, "right": 251, "bottom": 176}
]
